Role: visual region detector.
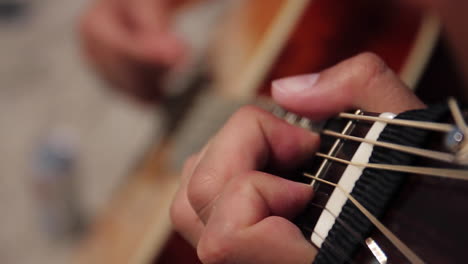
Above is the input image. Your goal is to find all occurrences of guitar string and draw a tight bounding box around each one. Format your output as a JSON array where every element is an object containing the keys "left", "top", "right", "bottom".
[
  {"left": 310, "top": 110, "right": 360, "bottom": 187},
  {"left": 337, "top": 112, "right": 454, "bottom": 132},
  {"left": 315, "top": 152, "right": 467, "bottom": 180},
  {"left": 273, "top": 102, "right": 466, "bottom": 261},
  {"left": 448, "top": 98, "right": 468, "bottom": 133},
  {"left": 448, "top": 98, "right": 468, "bottom": 163},
  {"left": 319, "top": 101, "right": 467, "bottom": 179},
  {"left": 277, "top": 107, "right": 465, "bottom": 165},
  {"left": 295, "top": 113, "right": 423, "bottom": 262},
  {"left": 297, "top": 118, "right": 362, "bottom": 263},
  {"left": 322, "top": 129, "right": 456, "bottom": 163},
  {"left": 307, "top": 202, "right": 363, "bottom": 242},
  {"left": 304, "top": 202, "right": 394, "bottom": 264},
  {"left": 299, "top": 101, "right": 465, "bottom": 262},
  {"left": 267, "top": 103, "right": 452, "bottom": 133},
  {"left": 302, "top": 173, "right": 424, "bottom": 264}
]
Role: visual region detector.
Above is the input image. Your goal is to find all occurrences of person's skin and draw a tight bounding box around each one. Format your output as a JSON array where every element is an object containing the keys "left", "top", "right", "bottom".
[
  {"left": 170, "top": 52, "right": 425, "bottom": 264},
  {"left": 79, "top": 0, "right": 188, "bottom": 103}
]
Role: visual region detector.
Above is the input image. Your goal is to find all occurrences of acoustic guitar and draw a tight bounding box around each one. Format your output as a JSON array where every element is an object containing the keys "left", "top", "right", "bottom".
[{"left": 74, "top": 0, "right": 467, "bottom": 263}]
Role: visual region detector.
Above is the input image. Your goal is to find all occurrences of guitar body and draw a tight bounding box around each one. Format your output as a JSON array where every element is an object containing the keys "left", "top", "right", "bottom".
[{"left": 75, "top": 0, "right": 459, "bottom": 263}]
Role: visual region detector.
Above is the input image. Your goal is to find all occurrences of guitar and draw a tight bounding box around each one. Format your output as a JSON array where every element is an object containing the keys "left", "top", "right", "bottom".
[{"left": 74, "top": 0, "right": 466, "bottom": 263}]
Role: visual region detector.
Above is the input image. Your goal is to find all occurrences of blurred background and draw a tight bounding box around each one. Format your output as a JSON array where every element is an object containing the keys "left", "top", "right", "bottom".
[
  {"left": 5, "top": 0, "right": 465, "bottom": 263},
  {"left": 0, "top": 0, "right": 163, "bottom": 263}
]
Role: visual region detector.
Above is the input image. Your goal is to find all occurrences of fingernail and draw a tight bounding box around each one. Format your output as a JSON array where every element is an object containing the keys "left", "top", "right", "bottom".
[{"left": 272, "top": 73, "right": 320, "bottom": 97}]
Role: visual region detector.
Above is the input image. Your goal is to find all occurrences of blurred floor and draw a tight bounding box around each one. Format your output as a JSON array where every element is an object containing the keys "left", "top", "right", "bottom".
[{"left": 0, "top": 0, "right": 162, "bottom": 263}]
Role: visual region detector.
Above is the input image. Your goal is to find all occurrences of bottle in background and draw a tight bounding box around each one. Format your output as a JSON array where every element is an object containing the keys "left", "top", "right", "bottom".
[{"left": 31, "top": 125, "right": 85, "bottom": 242}]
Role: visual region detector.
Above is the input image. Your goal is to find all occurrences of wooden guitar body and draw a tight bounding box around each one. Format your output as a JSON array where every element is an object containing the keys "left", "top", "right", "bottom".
[{"left": 74, "top": 0, "right": 462, "bottom": 263}]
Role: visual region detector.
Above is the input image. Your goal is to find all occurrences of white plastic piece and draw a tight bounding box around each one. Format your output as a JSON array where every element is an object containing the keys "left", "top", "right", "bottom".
[{"left": 311, "top": 113, "right": 396, "bottom": 247}]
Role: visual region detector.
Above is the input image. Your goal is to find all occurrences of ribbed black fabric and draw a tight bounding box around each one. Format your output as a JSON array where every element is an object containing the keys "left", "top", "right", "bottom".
[{"left": 313, "top": 104, "right": 449, "bottom": 264}]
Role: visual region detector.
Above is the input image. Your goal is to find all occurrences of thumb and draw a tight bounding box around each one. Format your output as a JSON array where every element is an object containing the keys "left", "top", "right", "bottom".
[{"left": 271, "top": 52, "right": 425, "bottom": 120}]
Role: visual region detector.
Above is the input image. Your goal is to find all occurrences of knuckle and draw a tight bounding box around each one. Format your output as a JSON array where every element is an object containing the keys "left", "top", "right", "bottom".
[
  {"left": 353, "top": 52, "right": 389, "bottom": 82},
  {"left": 197, "top": 233, "right": 233, "bottom": 264},
  {"left": 187, "top": 166, "right": 218, "bottom": 212},
  {"left": 230, "top": 171, "right": 255, "bottom": 189}
]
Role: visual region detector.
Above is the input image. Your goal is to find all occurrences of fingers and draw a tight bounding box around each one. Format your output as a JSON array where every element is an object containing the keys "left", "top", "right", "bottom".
[
  {"left": 187, "top": 106, "right": 319, "bottom": 224},
  {"left": 197, "top": 171, "right": 316, "bottom": 264},
  {"left": 172, "top": 52, "right": 427, "bottom": 264},
  {"left": 205, "top": 171, "right": 313, "bottom": 230},
  {"left": 229, "top": 216, "right": 317, "bottom": 264},
  {"left": 79, "top": 0, "right": 187, "bottom": 103},
  {"left": 272, "top": 52, "right": 425, "bottom": 119},
  {"left": 170, "top": 144, "right": 211, "bottom": 246},
  {"left": 170, "top": 154, "right": 204, "bottom": 247},
  {"left": 171, "top": 106, "right": 319, "bottom": 247}
]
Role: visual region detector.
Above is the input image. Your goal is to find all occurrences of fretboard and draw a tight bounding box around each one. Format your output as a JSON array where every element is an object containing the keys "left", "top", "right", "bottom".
[{"left": 290, "top": 104, "right": 454, "bottom": 264}]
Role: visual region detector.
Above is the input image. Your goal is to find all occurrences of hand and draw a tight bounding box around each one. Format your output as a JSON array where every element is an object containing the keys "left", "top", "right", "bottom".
[
  {"left": 79, "top": 0, "right": 187, "bottom": 104},
  {"left": 170, "top": 53, "right": 425, "bottom": 264}
]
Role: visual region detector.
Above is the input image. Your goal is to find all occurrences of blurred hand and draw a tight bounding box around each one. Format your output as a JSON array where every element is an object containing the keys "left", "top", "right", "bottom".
[
  {"left": 79, "top": 0, "right": 187, "bottom": 104},
  {"left": 170, "top": 53, "right": 425, "bottom": 264}
]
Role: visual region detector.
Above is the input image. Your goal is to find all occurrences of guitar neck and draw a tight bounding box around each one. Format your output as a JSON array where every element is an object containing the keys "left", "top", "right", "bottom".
[{"left": 293, "top": 103, "right": 468, "bottom": 263}]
